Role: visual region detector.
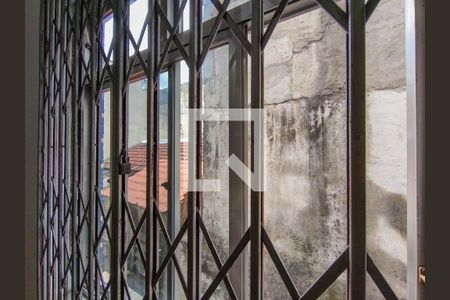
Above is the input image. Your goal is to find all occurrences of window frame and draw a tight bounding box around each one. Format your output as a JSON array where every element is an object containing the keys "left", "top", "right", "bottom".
[{"left": 38, "top": 0, "right": 424, "bottom": 298}]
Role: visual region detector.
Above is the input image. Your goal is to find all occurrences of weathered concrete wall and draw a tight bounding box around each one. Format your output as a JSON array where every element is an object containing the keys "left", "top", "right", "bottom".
[
  {"left": 201, "top": 46, "right": 232, "bottom": 298},
  {"left": 261, "top": 0, "right": 406, "bottom": 298},
  {"left": 262, "top": 7, "right": 348, "bottom": 299},
  {"left": 366, "top": 0, "right": 406, "bottom": 297},
  {"left": 199, "top": 0, "right": 407, "bottom": 298}
]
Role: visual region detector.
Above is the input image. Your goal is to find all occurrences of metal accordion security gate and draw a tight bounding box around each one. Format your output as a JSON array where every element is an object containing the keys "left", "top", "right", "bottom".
[{"left": 38, "top": 0, "right": 401, "bottom": 299}]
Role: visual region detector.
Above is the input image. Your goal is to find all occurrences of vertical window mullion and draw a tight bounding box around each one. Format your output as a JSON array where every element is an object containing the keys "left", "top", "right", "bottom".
[
  {"left": 47, "top": 0, "right": 55, "bottom": 298},
  {"left": 71, "top": 0, "right": 81, "bottom": 297},
  {"left": 110, "top": 0, "right": 126, "bottom": 298},
  {"left": 250, "top": 0, "right": 264, "bottom": 298},
  {"left": 168, "top": 63, "right": 182, "bottom": 300},
  {"left": 228, "top": 29, "right": 249, "bottom": 300},
  {"left": 187, "top": 0, "right": 201, "bottom": 298},
  {"left": 57, "top": 0, "right": 67, "bottom": 298},
  {"left": 88, "top": 0, "right": 98, "bottom": 298},
  {"left": 347, "top": 0, "right": 367, "bottom": 298},
  {"left": 146, "top": 0, "right": 158, "bottom": 298},
  {"left": 120, "top": 2, "right": 130, "bottom": 297},
  {"left": 166, "top": 4, "right": 181, "bottom": 300},
  {"left": 153, "top": 0, "right": 161, "bottom": 295}
]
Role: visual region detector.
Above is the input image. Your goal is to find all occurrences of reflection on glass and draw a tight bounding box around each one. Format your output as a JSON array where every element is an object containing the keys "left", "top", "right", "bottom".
[{"left": 182, "top": 0, "right": 250, "bottom": 30}]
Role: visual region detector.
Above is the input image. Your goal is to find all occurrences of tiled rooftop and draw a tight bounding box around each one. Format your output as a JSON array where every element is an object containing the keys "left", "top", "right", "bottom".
[{"left": 102, "top": 142, "right": 189, "bottom": 212}]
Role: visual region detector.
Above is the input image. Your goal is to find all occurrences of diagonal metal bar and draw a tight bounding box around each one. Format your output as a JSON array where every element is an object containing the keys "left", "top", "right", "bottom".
[
  {"left": 210, "top": 0, "right": 251, "bottom": 55},
  {"left": 155, "top": 3, "right": 189, "bottom": 70},
  {"left": 95, "top": 210, "right": 112, "bottom": 251},
  {"left": 155, "top": 0, "right": 189, "bottom": 79},
  {"left": 121, "top": 194, "right": 147, "bottom": 265},
  {"left": 367, "top": 254, "right": 399, "bottom": 300},
  {"left": 76, "top": 206, "right": 90, "bottom": 241},
  {"left": 261, "top": 0, "right": 290, "bottom": 50},
  {"left": 125, "top": 24, "right": 152, "bottom": 80},
  {"left": 124, "top": 9, "right": 153, "bottom": 83},
  {"left": 154, "top": 217, "right": 188, "bottom": 286},
  {"left": 100, "top": 281, "right": 111, "bottom": 300},
  {"left": 62, "top": 201, "right": 72, "bottom": 232},
  {"left": 96, "top": 191, "right": 112, "bottom": 242},
  {"left": 97, "top": 38, "right": 114, "bottom": 82},
  {"left": 197, "top": 0, "right": 232, "bottom": 69},
  {"left": 153, "top": 201, "right": 188, "bottom": 295},
  {"left": 365, "top": 0, "right": 381, "bottom": 21},
  {"left": 314, "top": 0, "right": 348, "bottom": 31},
  {"left": 197, "top": 210, "right": 237, "bottom": 300},
  {"left": 201, "top": 228, "right": 250, "bottom": 300},
  {"left": 121, "top": 272, "right": 133, "bottom": 300},
  {"left": 94, "top": 257, "right": 107, "bottom": 291},
  {"left": 76, "top": 260, "right": 90, "bottom": 299},
  {"left": 300, "top": 247, "right": 349, "bottom": 300},
  {"left": 63, "top": 255, "right": 73, "bottom": 285},
  {"left": 152, "top": 289, "right": 159, "bottom": 300},
  {"left": 261, "top": 226, "right": 300, "bottom": 299},
  {"left": 125, "top": 0, "right": 151, "bottom": 59}
]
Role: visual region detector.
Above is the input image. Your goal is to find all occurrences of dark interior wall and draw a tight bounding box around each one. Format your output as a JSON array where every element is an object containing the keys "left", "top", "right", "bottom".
[{"left": 25, "top": 0, "right": 40, "bottom": 298}]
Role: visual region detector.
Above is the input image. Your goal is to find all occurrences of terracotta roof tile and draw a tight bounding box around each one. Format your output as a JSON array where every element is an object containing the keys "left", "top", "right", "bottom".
[{"left": 102, "top": 142, "right": 189, "bottom": 212}]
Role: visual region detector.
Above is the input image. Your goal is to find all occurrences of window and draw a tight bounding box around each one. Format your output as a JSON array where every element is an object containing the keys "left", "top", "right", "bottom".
[{"left": 39, "top": 0, "right": 413, "bottom": 299}]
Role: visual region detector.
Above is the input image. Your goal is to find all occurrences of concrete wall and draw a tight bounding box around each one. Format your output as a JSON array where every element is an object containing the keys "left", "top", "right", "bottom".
[
  {"left": 260, "top": 7, "right": 349, "bottom": 299},
  {"left": 262, "top": 0, "right": 406, "bottom": 298},
  {"left": 199, "top": 0, "right": 407, "bottom": 299}
]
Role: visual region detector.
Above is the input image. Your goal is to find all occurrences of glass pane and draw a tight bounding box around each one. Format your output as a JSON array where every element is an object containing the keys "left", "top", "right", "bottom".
[
  {"left": 157, "top": 72, "right": 170, "bottom": 299},
  {"left": 158, "top": 72, "right": 169, "bottom": 219},
  {"left": 124, "top": 78, "right": 149, "bottom": 298},
  {"left": 103, "top": 15, "right": 114, "bottom": 64},
  {"left": 149, "top": 67, "right": 188, "bottom": 300},
  {"left": 98, "top": 90, "right": 112, "bottom": 297},
  {"left": 261, "top": 8, "right": 347, "bottom": 298},
  {"left": 175, "top": 61, "right": 191, "bottom": 299},
  {"left": 127, "top": 79, "right": 148, "bottom": 209},
  {"left": 366, "top": 0, "right": 407, "bottom": 298},
  {"left": 182, "top": 0, "right": 250, "bottom": 31},
  {"left": 129, "top": 0, "right": 149, "bottom": 53},
  {"left": 180, "top": 60, "right": 189, "bottom": 223},
  {"left": 122, "top": 74, "right": 172, "bottom": 298},
  {"left": 102, "top": 0, "right": 150, "bottom": 62},
  {"left": 199, "top": 45, "right": 230, "bottom": 298},
  {"left": 182, "top": 1, "right": 190, "bottom": 32}
]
